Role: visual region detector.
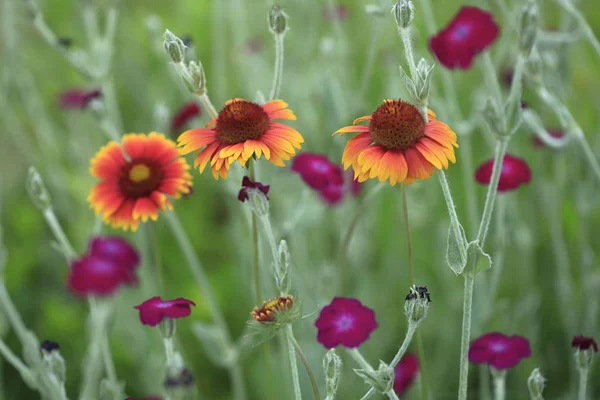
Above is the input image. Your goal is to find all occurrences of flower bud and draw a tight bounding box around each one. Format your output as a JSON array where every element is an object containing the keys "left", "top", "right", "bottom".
[
  {"left": 163, "top": 29, "right": 186, "bottom": 63},
  {"left": 323, "top": 349, "right": 342, "bottom": 398},
  {"left": 276, "top": 240, "right": 291, "bottom": 295},
  {"left": 392, "top": 0, "right": 414, "bottom": 29},
  {"left": 248, "top": 189, "right": 270, "bottom": 217},
  {"left": 404, "top": 285, "right": 431, "bottom": 324},
  {"left": 519, "top": 0, "right": 538, "bottom": 56},
  {"left": 527, "top": 368, "right": 546, "bottom": 400},
  {"left": 268, "top": 5, "right": 289, "bottom": 35},
  {"left": 353, "top": 360, "right": 394, "bottom": 394},
  {"left": 482, "top": 98, "right": 506, "bottom": 137},
  {"left": 41, "top": 343, "right": 66, "bottom": 384},
  {"left": 525, "top": 50, "right": 543, "bottom": 86},
  {"left": 26, "top": 167, "right": 52, "bottom": 211},
  {"left": 415, "top": 58, "right": 435, "bottom": 106},
  {"left": 187, "top": 61, "right": 206, "bottom": 94}
]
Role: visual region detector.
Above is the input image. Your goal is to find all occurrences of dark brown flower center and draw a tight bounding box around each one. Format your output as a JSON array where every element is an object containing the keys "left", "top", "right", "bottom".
[
  {"left": 215, "top": 100, "right": 270, "bottom": 144},
  {"left": 119, "top": 161, "right": 162, "bottom": 198},
  {"left": 369, "top": 100, "right": 425, "bottom": 150}
]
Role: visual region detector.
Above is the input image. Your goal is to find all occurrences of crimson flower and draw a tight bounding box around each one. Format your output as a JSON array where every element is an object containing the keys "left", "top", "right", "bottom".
[
  {"left": 475, "top": 154, "right": 531, "bottom": 192},
  {"left": 134, "top": 297, "right": 196, "bottom": 327},
  {"left": 429, "top": 7, "right": 499, "bottom": 70},
  {"left": 394, "top": 353, "right": 419, "bottom": 396},
  {"left": 58, "top": 89, "right": 102, "bottom": 109},
  {"left": 291, "top": 153, "right": 344, "bottom": 191},
  {"left": 532, "top": 129, "right": 565, "bottom": 148},
  {"left": 315, "top": 297, "right": 378, "bottom": 349},
  {"left": 238, "top": 176, "right": 270, "bottom": 202},
  {"left": 171, "top": 102, "right": 201, "bottom": 132},
  {"left": 469, "top": 332, "right": 531, "bottom": 369},
  {"left": 572, "top": 336, "right": 598, "bottom": 352},
  {"left": 89, "top": 236, "right": 140, "bottom": 273}
]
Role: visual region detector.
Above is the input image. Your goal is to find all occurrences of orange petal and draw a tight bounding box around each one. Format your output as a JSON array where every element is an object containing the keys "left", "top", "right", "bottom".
[
  {"left": 334, "top": 125, "right": 370, "bottom": 136},
  {"left": 178, "top": 128, "right": 218, "bottom": 154},
  {"left": 422, "top": 137, "right": 456, "bottom": 164},
  {"left": 260, "top": 134, "right": 296, "bottom": 156},
  {"left": 263, "top": 100, "right": 289, "bottom": 114},
  {"left": 405, "top": 148, "right": 435, "bottom": 180},
  {"left": 357, "top": 145, "right": 385, "bottom": 174},
  {"left": 353, "top": 115, "right": 372, "bottom": 125},
  {"left": 122, "top": 134, "right": 147, "bottom": 159},
  {"left": 194, "top": 142, "right": 220, "bottom": 172},
  {"left": 379, "top": 150, "right": 408, "bottom": 186},
  {"left": 415, "top": 142, "right": 444, "bottom": 170},
  {"left": 133, "top": 198, "right": 159, "bottom": 222},
  {"left": 219, "top": 142, "right": 245, "bottom": 159},
  {"left": 269, "top": 122, "right": 304, "bottom": 143},
  {"left": 342, "top": 133, "right": 372, "bottom": 170},
  {"left": 225, "top": 98, "right": 245, "bottom": 105},
  {"left": 427, "top": 109, "right": 437, "bottom": 120},
  {"left": 424, "top": 120, "right": 458, "bottom": 144}
]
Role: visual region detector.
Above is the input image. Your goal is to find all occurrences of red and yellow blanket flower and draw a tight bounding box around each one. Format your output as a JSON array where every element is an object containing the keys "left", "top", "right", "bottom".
[
  {"left": 177, "top": 99, "right": 303, "bottom": 179},
  {"left": 333, "top": 100, "right": 458, "bottom": 185},
  {"left": 88, "top": 132, "right": 192, "bottom": 231}
]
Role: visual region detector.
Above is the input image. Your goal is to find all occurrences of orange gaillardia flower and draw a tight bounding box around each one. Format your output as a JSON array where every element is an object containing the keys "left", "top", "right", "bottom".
[
  {"left": 88, "top": 133, "right": 192, "bottom": 232},
  {"left": 333, "top": 100, "right": 458, "bottom": 185},
  {"left": 251, "top": 295, "right": 294, "bottom": 323},
  {"left": 178, "top": 99, "right": 303, "bottom": 179}
]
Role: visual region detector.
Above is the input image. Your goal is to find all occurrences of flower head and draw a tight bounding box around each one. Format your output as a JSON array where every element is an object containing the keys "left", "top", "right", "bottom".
[
  {"left": 88, "top": 236, "right": 140, "bottom": 272},
  {"left": 178, "top": 99, "right": 303, "bottom": 179},
  {"left": 58, "top": 89, "right": 102, "bottom": 109},
  {"left": 333, "top": 100, "right": 458, "bottom": 185},
  {"left": 251, "top": 295, "right": 294, "bottom": 323},
  {"left": 238, "top": 176, "right": 270, "bottom": 202},
  {"left": 572, "top": 336, "right": 598, "bottom": 353},
  {"left": 394, "top": 353, "right": 419, "bottom": 396},
  {"left": 469, "top": 332, "right": 531, "bottom": 369},
  {"left": 40, "top": 340, "right": 60, "bottom": 353},
  {"left": 68, "top": 256, "right": 136, "bottom": 296},
  {"left": 315, "top": 297, "right": 378, "bottom": 349},
  {"left": 291, "top": 153, "right": 344, "bottom": 191},
  {"left": 88, "top": 133, "right": 192, "bottom": 231},
  {"left": 134, "top": 297, "right": 196, "bottom": 327},
  {"left": 429, "top": 7, "right": 499, "bottom": 70},
  {"left": 171, "top": 102, "right": 201, "bottom": 132},
  {"left": 475, "top": 154, "right": 531, "bottom": 192}
]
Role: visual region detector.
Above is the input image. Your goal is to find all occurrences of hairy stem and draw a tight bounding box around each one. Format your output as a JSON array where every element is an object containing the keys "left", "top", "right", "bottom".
[
  {"left": 578, "top": 367, "right": 589, "bottom": 400},
  {"left": 269, "top": 33, "right": 285, "bottom": 100},
  {"left": 285, "top": 325, "right": 303, "bottom": 400},
  {"left": 286, "top": 325, "right": 321, "bottom": 400},
  {"left": 401, "top": 184, "right": 414, "bottom": 286}
]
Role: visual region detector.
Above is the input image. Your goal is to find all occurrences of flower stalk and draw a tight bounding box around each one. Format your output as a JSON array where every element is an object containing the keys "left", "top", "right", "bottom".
[
  {"left": 286, "top": 325, "right": 321, "bottom": 400},
  {"left": 491, "top": 368, "right": 506, "bottom": 400}
]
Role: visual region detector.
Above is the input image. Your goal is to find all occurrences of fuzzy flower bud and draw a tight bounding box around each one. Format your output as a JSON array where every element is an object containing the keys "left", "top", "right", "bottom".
[
  {"left": 354, "top": 361, "right": 394, "bottom": 394},
  {"left": 187, "top": 61, "right": 206, "bottom": 94},
  {"left": 41, "top": 342, "right": 66, "bottom": 384},
  {"left": 323, "top": 349, "right": 342, "bottom": 398},
  {"left": 572, "top": 336, "right": 597, "bottom": 371},
  {"left": 415, "top": 58, "right": 435, "bottom": 105},
  {"left": 268, "top": 5, "right": 289, "bottom": 35},
  {"left": 527, "top": 368, "right": 546, "bottom": 400},
  {"left": 483, "top": 98, "right": 506, "bottom": 137},
  {"left": 404, "top": 285, "right": 430, "bottom": 324},
  {"left": 276, "top": 240, "right": 291, "bottom": 295},
  {"left": 519, "top": 0, "right": 539, "bottom": 56},
  {"left": 525, "top": 50, "right": 543, "bottom": 86},
  {"left": 27, "top": 167, "right": 52, "bottom": 211},
  {"left": 392, "top": 0, "right": 414, "bottom": 29},
  {"left": 163, "top": 29, "right": 186, "bottom": 63}
]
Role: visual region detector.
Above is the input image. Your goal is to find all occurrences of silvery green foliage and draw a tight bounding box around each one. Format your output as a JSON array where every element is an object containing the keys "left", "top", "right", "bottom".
[
  {"left": 391, "top": 0, "right": 414, "bottom": 29},
  {"left": 276, "top": 240, "right": 291, "bottom": 295},
  {"left": 163, "top": 29, "right": 186, "bottom": 63},
  {"left": 353, "top": 360, "right": 394, "bottom": 394},
  {"left": 26, "top": 167, "right": 51, "bottom": 212},
  {"left": 323, "top": 349, "right": 342, "bottom": 399},
  {"left": 527, "top": 368, "right": 546, "bottom": 400},
  {"left": 519, "top": 0, "right": 539, "bottom": 55},
  {"left": 446, "top": 223, "right": 468, "bottom": 275}
]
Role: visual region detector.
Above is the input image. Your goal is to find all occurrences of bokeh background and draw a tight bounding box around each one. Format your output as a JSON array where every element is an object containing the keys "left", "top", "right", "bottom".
[{"left": 1, "top": 0, "right": 599, "bottom": 398}]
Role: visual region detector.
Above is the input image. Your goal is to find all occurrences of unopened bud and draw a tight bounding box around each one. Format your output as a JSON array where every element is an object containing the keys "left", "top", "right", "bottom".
[
  {"left": 527, "top": 368, "right": 546, "bottom": 400},
  {"left": 27, "top": 167, "right": 52, "bottom": 211},
  {"left": 392, "top": 0, "right": 414, "bottom": 29},
  {"left": 519, "top": 0, "right": 539, "bottom": 55},
  {"left": 163, "top": 29, "right": 186, "bottom": 63},
  {"left": 483, "top": 98, "right": 506, "bottom": 137},
  {"left": 249, "top": 190, "right": 270, "bottom": 217},
  {"left": 404, "top": 285, "right": 431, "bottom": 324},
  {"left": 276, "top": 240, "right": 291, "bottom": 295},
  {"left": 188, "top": 61, "right": 206, "bottom": 94},
  {"left": 268, "top": 5, "right": 289, "bottom": 35},
  {"left": 41, "top": 343, "right": 66, "bottom": 383},
  {"left": 525, "top": 49, "right": 543, "bottom": 86},
  {"left": 415, "top": 58, "right": 435, "bottom": 105},
  {"left": 323, "top": 349, "right": 342, "bottom": 398}
]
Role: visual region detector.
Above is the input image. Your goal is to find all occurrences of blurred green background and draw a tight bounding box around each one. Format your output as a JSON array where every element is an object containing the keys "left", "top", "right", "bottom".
[{"left": 1, "top": 0, "right": 599, "bottom": 398}]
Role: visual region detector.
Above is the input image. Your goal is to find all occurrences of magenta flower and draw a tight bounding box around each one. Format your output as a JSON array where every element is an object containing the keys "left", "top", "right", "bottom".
[
  {"left": 532, "top": 129, "right": 565, "bottom": 149},
  {"left": 320, "top": 184, "right": 345, "bottom": 205},
  {"left": 469, "top": 332, "right": 531, "bottom": 369},
  {"left": 238, "top": 176, "right": 270, "bottom": 202},
  {"left": 429, "top": 7, "right": 499, "bottom": 70},
  {"left": 291, "top": 153, "right": 344, "bottom": 191},
  {"left": 171, "top": 102, "right": 201, "bottom": 132},
  {"left": 89, "top": 236, "right": 140, "bottom": 273},
  {"left": 572, "top": 336, "right": 598, "bottom": 352},
  {"left": 475, "top": 154, "right": 531, "bottom": 192},
  {"left": 315, "top": 297, "right": 378, "bottom": 349},
  {"left": 134, "top": 297, "right": 196, "bottom": 327},
  {"left": 394, "top": 353, "right": 419, "bottom": 396},
  {"left": 58, "top": 89, "right": 102, "bottom": 109},
  {"left": 68, "top": 256, "right": 135, "bottom": 296}
]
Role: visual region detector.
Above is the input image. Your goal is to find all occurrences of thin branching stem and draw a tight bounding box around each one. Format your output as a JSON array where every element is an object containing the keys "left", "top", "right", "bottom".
[{"left": 286, "top": 326, "right": 321, "bottom": 400}]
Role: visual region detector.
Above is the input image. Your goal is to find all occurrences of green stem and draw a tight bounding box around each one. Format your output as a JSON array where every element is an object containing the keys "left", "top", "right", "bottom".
[
  {"left": 359, "top": 16, "right": 384, "bottom": 97},
  {"left": 339, "top": 183, "right": 385, "bottom": 295},
  {"left": 578, "top": 368, "right": 588, "bottom": 400},
  {"left": 0, "top": 339, "right": 31, "bottom": 383},
  {"left": 100, "top": 334, "right": 119, "bottom": 397},
  {"left": 556, "top": 0, "right": 600, "bottom": 60},
  {"left": 481, "top": 52, "right": 504, "bottom": 119},
  {"left": 399, "top": 27, "right": 418, "bottom": 77},
  {"left": 458, "top": 139, "right": 510, "bottom": 400},
  {"left": 347, "top": 348, "right": 374, "bottom": 372},
  {"left": 269, "top": 33, "right": 285, "bottom": 101},
  {"left": 577, "top": 136, "right": 600, "bottom": 184},
  {"left": 285, "top": 326, "right": 303, "bottom": 400},
  {"left": 401, "top": 184, "right": 414, "bottom": 286},
  {"left": 389, "top": 322, "right": 417, "bottom": 368},
  {"left": 437, "top": 172, "right": 465, "bottom": 246},
  {"left": 231, "top": 364, "right": 248, "bottom": 400},
  {"left": 42, "top": 208, "right": 77, "bottom": 261},
  {"left": 484, "top": 196, "right": 507, "bottom": 321},
  {"left": 286, "top": 325, "right": 321, "bottom": 400},
  {"left": 248, "top": 162, "right": 262, "bottom": 305},
  {"left": 386, "top": 390, "right": 401, "bottom": 400},
  {"left": 492, "top": 371, "right": 506, "bottom": 400},
  {"left": 480, "top": 365, "right": 492, "bottom": 400},
  {"left": 199, "top": 93, "right": 219, "bottom": 119}
]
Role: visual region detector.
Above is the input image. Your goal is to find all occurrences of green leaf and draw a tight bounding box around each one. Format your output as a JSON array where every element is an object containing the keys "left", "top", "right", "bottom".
[
  {"left": 446, "top": 223, "right": 468, "bottom": 275},
  {"left": 465, "top": 241, "right": 493, "bottom": 277}
]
